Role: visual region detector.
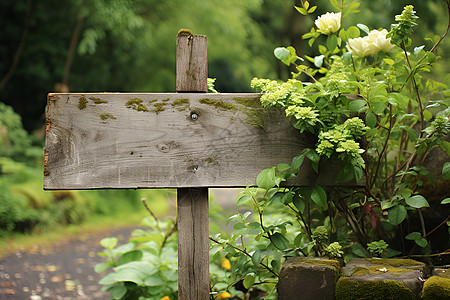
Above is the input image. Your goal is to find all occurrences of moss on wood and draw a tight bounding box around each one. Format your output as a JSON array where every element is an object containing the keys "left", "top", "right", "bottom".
[
  {"left": 89, "top": 97, "right": 108, "bottom": 104},
  {"left": 78, "top": 96, "right": 88, "bottom": 109},
  {"left": 126, "top": 98, "right": 148, "bottom": 112},
  {"left": 100, "top": 114, "right": 116, "bottom": 120}
]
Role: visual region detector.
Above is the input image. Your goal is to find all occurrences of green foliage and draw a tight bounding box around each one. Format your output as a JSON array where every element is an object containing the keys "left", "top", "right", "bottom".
[
  {"left": 96, "top": 216, "right": 179, "bottom": 299},
  {"left": 226, "top": 0, "right": 450, "bottom": 294},
  {"left": 367, "top": 240, "right": 389, "bottom": 257}
]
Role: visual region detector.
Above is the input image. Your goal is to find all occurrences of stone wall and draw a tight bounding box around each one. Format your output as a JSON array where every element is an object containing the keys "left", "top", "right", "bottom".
[{"left": 278, "top": 257, "right": 449, "bottom": 299}]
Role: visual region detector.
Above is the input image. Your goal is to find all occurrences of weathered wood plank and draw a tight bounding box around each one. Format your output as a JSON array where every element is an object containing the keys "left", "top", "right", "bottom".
[
  {"left": 44, "top": 92, "right": 351, "bottom": 189},
  {"left": 176, "top": 35, "right": 207, "bottom": 92},
  {"left": 177, "top": 188, "right": 209, "bottom": 300}
]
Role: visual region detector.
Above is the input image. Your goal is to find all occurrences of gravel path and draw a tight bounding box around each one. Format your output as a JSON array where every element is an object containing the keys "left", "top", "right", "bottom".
[{"left": 0, "top": 227, "right": 137, "bottom": 300}]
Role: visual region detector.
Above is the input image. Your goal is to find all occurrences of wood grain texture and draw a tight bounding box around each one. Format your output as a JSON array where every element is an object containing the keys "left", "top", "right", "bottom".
[
  {"left": 43, "top": 92, "right": 357, "bottom": 189},
  {"left": 177, "top": 188, "right": 209, "bottom": 300},
  {"left": 176, "top": 35, "right": 207, "bottom": 92}
]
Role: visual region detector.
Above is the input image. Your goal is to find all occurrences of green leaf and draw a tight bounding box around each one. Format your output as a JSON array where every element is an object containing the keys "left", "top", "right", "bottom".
[
  {"left": 400, "top": 126, "right": 418, "bottom": 143},
  {"left": 388, "top": 205, "right": 407, "bottom": 225},
  {"left": 347, "top": 26, "right": 360, "bottom": 39},
  {"left": 303, "top": 1, "right": 309, "bottom": 10},
  {"left": 144, "top": 274, "right": 165, "bottom": 286},
  {"left": 270, "top": 232, "right": 290, "bottom": 250},
  {"left": 274, "top": 47, "right": 291, "bottom": 61},
  {"left": 441, "top": 198, "right": 450, "bottom": 204},
  {"left": 381, "top": 200, "right": 396, "bottom": 210},
  {"left": 356, "top": 23, "right": 370, "bottom": 34},
  {"left": 117, "top": 250, "right": 143, "bottom": 266},
  {"left": 383, "top": 58, "right": 395, "bottom": 65},
  {"left": 423, "top": 109, "right": 433, "bottom": 121},
  {"left": 292, "top": 155, "right": 305, "bottom": 173},
  {"left": 95, "top": 261, "right": 113, "bottom": 273},
  {"left": 336, "top": 164, "right": 354, "bottom": 183},
  {"left": 252, "top": 249, "right": 266, "bottom": 266},
  {"left": 349, "top": 99, "right": 367, "bottom": 112},
  {"left": 308, "top": 6, "right": 317, "bottom": 13},
  {"left": 293, "top": 194, "right": 305, "bottom": 213},
  {"left": 405, "top": 195, "right": 429, "bottom": 208},
  {"left": 311, "top": 186, "right": 327, "bottom": 208},
  {"left": 415, "top": 238, "right": 428, "bottom": 248},
  {"left": 256, "top": 168, "right": 276, "bottom": 190},
  {"left": 243, "top": 273, "right": 256, "bottom": 289},
  {"left": 277, "top": 163, "right": 291, "bottom": 172},
  {"left": 405, "top": 232, "right": 421, "bottom": 240},
  {"left": 327, "top": 34, "right": 338, "bottom": 52},
  {"left": 100, "top": 237, "right": 118, "bottom": 250},
  {"left": 111, "top": 284, "right": 127, "bottom": 300},
  {"left": 427, "top": 51, "right": 437, "bottom": 63},
  {"left": 443, "top": 162, "right": 450, "bottom": 179},
  {"left": 237, "top": 195, "right": 252, "bottom": 206},
  {"left": 372, "top": 100, "right": 387, "bottom": 115},
  {"left": 294, "top": 6, "right": 308, "bottom": 15},
  {"left": 440, "top": 141, "right": 450, "bottom": 155},
  {"left": 366, "top": 112, "right": 377, "bottom": 128},
  {"left": 330, "top": 0, "right": 340, "bottom": 10}
]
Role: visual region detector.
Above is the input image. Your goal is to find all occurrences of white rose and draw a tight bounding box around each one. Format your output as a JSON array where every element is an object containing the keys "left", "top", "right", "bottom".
[
  {"left": 315, "top": 12, "right": 341, "bottom": 35},
  {"left": 366, "top": 29, "right": 395, "bottom": 53},
  {"left": 347, "top": 37, "right": 371, "bottom": 58}
]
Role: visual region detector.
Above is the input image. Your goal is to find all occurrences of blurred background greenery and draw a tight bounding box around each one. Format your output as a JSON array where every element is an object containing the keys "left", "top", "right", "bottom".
[{"left": 0, "top": 0, "right": 449, "bottom": 248}]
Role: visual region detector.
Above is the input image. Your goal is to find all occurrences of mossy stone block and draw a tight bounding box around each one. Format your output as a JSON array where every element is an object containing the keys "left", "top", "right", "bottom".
[
  {"left": 337, "top": 258, "right": 430, "bottom": 299},
  {"left": 278, "top": 257, "right": 341, "bottom": 300},
  {"left": 432, "top": 268, "right": 450, "bottom": 279},
  {"left": 421, "top": 276, "right": 450, "bottom": 300}
]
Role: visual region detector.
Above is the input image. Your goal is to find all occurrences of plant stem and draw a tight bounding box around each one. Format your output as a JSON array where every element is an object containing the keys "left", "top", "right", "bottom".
[{"left": 209, "top": 237, "right": 279, "bottom": 278}]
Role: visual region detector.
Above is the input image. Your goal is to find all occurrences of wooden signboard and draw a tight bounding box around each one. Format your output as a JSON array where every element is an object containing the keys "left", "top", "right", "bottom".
[{"left": 44, "top": 33, "right": 353, "bottom": 299}]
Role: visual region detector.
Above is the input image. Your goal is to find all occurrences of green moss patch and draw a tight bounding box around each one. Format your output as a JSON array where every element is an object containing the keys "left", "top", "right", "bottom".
[
  {"left": 336, "top": 277, "right": 415, "bottom": 300},
  {"left": 100, "top": 114, "right": 116, "bottom": 120},
  {"left": 78, "top": 96, "right": 88, "bottom": 109},
  {"left": 199, "top": 97, "right": 265, "bottom": 127},
  {"left": 421, "top": 276, "right": 450, "bottom": 300},
  {"left": 126, "top": 98, "right": 148, "bottom": 112},
  {"left": 365, "top": 258, "right": 424, "bottom": 268},
  {"left": 89, "top": 97, "right": 108, "bottom": 104},
  {"left": 298, "top": 258, "right": 341, "bottom": 271}
]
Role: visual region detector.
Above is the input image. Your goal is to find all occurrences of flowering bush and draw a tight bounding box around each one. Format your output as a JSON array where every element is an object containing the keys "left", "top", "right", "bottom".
[{"left": 213, "top": 0, "right": 450, "bottom": 298}]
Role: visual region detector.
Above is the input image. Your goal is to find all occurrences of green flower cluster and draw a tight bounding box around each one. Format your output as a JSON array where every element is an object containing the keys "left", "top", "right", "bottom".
[
  {"left": 250, "top": 77, "right": 305, "bottom": 108},
  {"left": 325, "top": 242, "right": 344, "bottom": 259},
  {"left": 312, "top": 226, "right": 328, "bottom": 243},
  {"left": 316, "top": 117, "right": 368, "bottom": 166},
  {"left": 430, "top": 115, "right": 449, "bottom": 135},
  {"left": 387, "top": 5, "right": 418, "bottom": 46}
]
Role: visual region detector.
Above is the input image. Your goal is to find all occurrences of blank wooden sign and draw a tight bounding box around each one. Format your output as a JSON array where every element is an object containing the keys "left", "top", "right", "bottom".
[{"left": 43, "top": 92, "right": 346, "bottom": 190}]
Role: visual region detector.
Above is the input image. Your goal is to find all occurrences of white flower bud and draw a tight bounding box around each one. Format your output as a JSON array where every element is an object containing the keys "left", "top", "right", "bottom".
[{"left": 315, "top": 12, "right": 341, "bottom": 35}]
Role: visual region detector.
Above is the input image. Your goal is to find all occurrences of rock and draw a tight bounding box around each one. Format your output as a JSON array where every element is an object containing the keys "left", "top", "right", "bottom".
[
  {"left": 336, "top": 258, "right": 430, "bottom": 299},
  {"left": 433, "top": 268, "right": 450, "bottom": 279},
  {"left": 278, "top": 257, "right": 341, "bottom": 300},
  {"left": 421, "top": 275, "right": 450, "bottom": 300}
]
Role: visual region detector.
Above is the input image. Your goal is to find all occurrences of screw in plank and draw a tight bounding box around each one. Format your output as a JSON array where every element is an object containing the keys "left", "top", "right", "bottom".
[{"left": 190, "top": 112, "right": 199, "bottom": 121}]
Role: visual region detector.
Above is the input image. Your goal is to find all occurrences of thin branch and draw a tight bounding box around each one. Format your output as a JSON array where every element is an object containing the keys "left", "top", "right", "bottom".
[
  {"left": 0, "top": 0, "right": 40, "bottom": 89},
  {"left": 62, "top": 13, "right": 84, "bottom": 87}
]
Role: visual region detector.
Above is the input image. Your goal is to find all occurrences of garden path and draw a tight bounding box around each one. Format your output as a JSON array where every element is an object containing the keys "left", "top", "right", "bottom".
[{"left": 0, "top": 227, "right": 135, "bottom": 300}]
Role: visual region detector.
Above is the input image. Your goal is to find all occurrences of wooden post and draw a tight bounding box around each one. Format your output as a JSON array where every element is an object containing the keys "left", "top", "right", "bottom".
[{"left": 176, "top": 33, "right": 209, "bottom": 300}]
